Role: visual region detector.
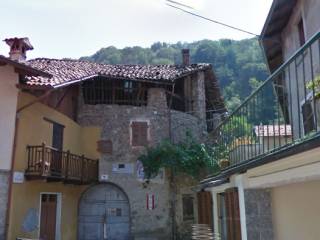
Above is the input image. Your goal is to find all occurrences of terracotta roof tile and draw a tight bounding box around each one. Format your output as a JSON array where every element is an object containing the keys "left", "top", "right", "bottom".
[{"left": 25, "top": 58, "right": 211, "bottom": 87}]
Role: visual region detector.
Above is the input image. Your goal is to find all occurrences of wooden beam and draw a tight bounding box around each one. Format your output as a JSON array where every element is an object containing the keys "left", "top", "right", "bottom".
[
  {"left": 54, "top": 88, "right": 70, "bottom": 109},
  {"left": 16, "top": 83, "right": 50, "bottom": 90}
]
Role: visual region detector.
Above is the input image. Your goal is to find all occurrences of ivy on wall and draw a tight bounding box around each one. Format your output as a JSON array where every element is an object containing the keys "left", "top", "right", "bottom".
[{"left": 138, "top": 134, "right": 221, "bottom": 180}]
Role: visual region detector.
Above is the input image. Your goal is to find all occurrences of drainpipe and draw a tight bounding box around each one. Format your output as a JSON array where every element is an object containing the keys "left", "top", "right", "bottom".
[
  {"left": 167, "top": 83, "right": 177, "bottom": 240},
  {"left": 5, "top": 112, "right": 19, "bottom": 240}
]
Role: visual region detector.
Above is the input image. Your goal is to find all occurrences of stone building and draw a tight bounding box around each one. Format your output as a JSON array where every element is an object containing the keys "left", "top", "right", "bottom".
[{"left": 4, "top": 40, "right": 225, "bottom": 240}]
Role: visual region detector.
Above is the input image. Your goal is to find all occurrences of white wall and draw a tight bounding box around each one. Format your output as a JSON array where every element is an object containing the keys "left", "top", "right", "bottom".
[{"left": 0, "top": 65, "right": 19, "bottom": 170}]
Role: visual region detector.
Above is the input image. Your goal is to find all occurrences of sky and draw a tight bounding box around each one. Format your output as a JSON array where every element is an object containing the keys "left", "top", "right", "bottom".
[{"left": 0, "top": 0, "right": 273, "bottom": 59}]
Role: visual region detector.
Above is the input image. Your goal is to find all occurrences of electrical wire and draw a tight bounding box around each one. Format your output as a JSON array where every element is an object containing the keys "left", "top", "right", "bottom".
[
  {"left": 165, "top": 1, "right": 260, "bottom": 37},
  {"left": 166, "top": 0, "right": 195, "bottom": 10}
]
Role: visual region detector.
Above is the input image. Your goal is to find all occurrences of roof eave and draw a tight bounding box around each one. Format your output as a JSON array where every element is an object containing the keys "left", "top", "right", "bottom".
[
  {"left": 0, "top": 55, "right": 52, "bottom": 78},
  {"left": 260, "top": 0, "right": 278, "bottom": 41}
]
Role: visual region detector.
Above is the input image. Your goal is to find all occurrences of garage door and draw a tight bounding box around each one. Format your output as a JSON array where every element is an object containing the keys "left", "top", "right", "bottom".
[{"left": 78, "top": 184, "right": 130, "bottom": 240}]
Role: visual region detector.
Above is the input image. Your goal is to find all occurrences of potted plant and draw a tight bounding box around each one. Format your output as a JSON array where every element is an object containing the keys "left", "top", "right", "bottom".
[{"left": 306, "top": 75, "right": 320, "bottom": 127}]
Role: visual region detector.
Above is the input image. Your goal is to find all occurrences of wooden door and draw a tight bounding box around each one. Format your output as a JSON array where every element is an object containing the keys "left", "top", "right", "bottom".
[
  {"left": 197, "top": 191, "right": 213, "bottom": 228},
  {"left": 225, "top": 188, "right": 241, "bottom": 240},
  {"left": 52, "top": 123, "right": 64, "bottom": 150},
  {"left": 40, "top": 194, "right": 57, "bottom": 240}
]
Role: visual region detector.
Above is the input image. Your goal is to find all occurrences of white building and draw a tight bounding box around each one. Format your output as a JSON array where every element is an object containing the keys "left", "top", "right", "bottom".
[{"left": 202, "top": 1, "right": 320, "bottom": 240}]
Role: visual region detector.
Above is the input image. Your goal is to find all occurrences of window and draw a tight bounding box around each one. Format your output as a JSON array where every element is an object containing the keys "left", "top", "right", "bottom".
[
  {"left": 302, "top": 101, "right": 316, "bottom": 134},
  {"left": 52, "top": 123, "right": 64, "bottom": 150},
  {"left": 44, "top": 118, "right": 64, "bottom": 151},
  {"left": 182, "top": 194, "right": 194, "bottom": 221},
  {"left": 298, "top": 18, "right": 305, "bottom": 46},
  {"left": 131, "top": 121, "right": 149, "bottom": 147},
  {"left": 124, "top": 81, "right": 133, "bottom": 93}
]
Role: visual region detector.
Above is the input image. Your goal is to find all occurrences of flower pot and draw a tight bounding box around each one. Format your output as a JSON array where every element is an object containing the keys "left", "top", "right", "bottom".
[{"left": 219, "top": 159, "right": 230, "bottom": 169}]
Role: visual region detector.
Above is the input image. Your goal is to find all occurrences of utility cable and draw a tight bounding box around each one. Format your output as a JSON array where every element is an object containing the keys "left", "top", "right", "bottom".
[{"left": 166, "top": 2, "right": 260, "bottom": 37}]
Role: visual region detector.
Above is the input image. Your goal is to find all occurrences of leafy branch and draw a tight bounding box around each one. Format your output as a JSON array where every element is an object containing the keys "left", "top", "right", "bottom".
[
  {"left": 306, "top": 75, "right": 320, "bottom": 99},
  {"left": 138, "top": 135, "right": 221, "bottom": 180}
]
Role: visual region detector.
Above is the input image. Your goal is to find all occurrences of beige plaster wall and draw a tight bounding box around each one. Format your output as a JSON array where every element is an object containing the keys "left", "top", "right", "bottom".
[
  {"left": 271, "top": 180, "right": 320, "bottom": 240},
  {"left": 0, "top": 65, "right": 19, "bottom": 170}
]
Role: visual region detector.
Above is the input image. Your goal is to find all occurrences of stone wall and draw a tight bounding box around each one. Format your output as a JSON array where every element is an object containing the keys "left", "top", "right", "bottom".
[
  {"left": 0, "top": 171, "right": 9, "bottom": 240},
  {"left": 78, "top": 87, "right": 206, "bottom": 239},
  {"left": 244, "top": 189, "right": 274, "bottom": 240},
  {"left": 171, "top": 110, "right": 207, "bottom": 144}
]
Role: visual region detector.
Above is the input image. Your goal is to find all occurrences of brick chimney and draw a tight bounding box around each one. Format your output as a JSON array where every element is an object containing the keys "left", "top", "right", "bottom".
[
  {"left": 181, "top": 49, "right": 190, "bottom": 65},
  {"left": 4, "top": 37, "right": 33, "bottom": 62}
]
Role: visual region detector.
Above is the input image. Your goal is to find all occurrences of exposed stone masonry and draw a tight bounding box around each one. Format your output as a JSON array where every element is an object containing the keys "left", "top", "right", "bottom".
[
  {"left": 244, "top": 189, "right": 274, "bottom": 240},
  {"left": 0, "top": 171, "right": 9, "bottom": 240},
  {"left": 77, "top": 87, "right": 207, "bottom": 239}
]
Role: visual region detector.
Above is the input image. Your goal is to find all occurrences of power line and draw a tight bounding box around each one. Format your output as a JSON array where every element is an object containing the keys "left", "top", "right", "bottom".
[
  {"left": 166, "top": 0, "right": 194, "bottom": 10},
  {"left": 166, "top": 2, "right": 260, "bottom": 37}
]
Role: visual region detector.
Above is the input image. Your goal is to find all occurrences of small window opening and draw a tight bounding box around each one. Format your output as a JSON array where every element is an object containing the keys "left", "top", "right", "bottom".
[{"left": 182, "top": 194, "right": 194, "bottom": 221}]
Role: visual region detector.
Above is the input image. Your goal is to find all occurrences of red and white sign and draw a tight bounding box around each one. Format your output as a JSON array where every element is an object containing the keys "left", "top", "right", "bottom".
[{"left": 146, "top": 193, "right": 155, "bottom": 210}]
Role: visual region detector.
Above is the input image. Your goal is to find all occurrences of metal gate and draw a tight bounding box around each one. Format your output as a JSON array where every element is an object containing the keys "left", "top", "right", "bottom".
[{"left": 78, "top": 184, "right": 130, "bottom": 240}]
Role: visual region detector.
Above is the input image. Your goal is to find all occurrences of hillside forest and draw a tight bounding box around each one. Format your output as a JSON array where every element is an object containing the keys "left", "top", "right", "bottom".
[{"left": 80, "top": 38, "right": 270, "bottom": 112}]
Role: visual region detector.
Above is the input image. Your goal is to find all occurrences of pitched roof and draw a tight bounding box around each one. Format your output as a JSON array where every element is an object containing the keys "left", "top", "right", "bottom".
[
  {"left": 24, "top": 58, "right": 211, "bottom": 88},
  {"left": 0, "top": 55, "right": 50, "bottom": 77},
  {"left": 260, "top": 0, "right": 297, "bottom": 72}
]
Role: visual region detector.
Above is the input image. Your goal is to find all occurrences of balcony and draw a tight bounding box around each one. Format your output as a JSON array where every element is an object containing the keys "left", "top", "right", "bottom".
[
  {"left": 25, "top": 143, "right": 99, "bottom": 185},
  {"left": 212, "top": 31, "right": 320, "bottom": 171}
]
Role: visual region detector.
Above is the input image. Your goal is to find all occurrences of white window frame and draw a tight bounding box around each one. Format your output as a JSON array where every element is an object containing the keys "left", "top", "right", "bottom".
[{"left": 38, "top": 192, "right": 62, "bottom": 240}]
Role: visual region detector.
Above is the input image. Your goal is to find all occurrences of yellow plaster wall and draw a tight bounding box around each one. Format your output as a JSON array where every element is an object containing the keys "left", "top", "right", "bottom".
[
  {"left": 9, "top": 182, "right": 89, "bottom": 240},
  {"left": 0, "top": 65, "right": 19, "bottom": 170},
  {"left": 271, "top": 180, "right": 320, "bottom": 240},
  {"left": 8, "top": 92, "right": 101, "bottom": 240}
]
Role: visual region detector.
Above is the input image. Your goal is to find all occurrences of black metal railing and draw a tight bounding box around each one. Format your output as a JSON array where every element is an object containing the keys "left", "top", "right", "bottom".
[
  {"left": 25, "top": 143, "right": 99, "bottom": 184},
  {"left": 213, "top": 31, "right": 320, "bottom": 169}
]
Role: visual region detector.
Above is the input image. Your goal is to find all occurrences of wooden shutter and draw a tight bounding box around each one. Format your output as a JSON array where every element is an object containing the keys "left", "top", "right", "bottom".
[
  {"left": 40, "top": 194, "right": 57, "bottom": 240},
  {"left": 197, "top": 191, "right": 213, "bottom": 228},
  {"left": 52, "top": 123, "right": 64, "bottom": 150},
  {"left": 97, "top": 140, "right": 113, "bottom": 154},
  {"left": 225, "top": 188, "right": 241, "bottom": 240},
  {"left": 131, "top": 121, "right": 148, "bottom": 146}
]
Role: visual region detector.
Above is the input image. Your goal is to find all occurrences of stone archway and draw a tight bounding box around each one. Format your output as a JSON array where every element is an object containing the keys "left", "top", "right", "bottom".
[{"left": 78, "top": 184, "right": 130, "bottom": 240}]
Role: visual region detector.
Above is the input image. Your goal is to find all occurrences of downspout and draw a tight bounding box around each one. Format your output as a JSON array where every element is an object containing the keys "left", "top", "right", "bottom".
[
  {"left": 5, "top": 88, "right": 53, "bottom": 239},
  {"left": 168, "top": 83, "right": 177, "bottom": 240},
  {"left": 4, "top": 112, "right": 19, "bottom": 240}
]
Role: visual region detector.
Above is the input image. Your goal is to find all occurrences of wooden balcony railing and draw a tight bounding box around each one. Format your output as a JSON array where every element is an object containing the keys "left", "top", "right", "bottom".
[{"left": 25, "top": 143, "right": 99, "bottom": 185}]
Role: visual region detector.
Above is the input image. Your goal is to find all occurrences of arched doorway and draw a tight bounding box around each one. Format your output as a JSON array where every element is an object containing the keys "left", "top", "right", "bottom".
[{"left": 78, "top": 184, "right": 130, "bottom": 240}]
